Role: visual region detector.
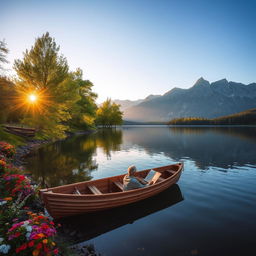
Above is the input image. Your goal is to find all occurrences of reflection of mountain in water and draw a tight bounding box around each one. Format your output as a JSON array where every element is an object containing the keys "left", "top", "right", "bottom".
[
  {"left": 59, "top": 184, "right": 183, "bottom": 243},
  {"left": 122, "top": 127, "right": 256, "bottom": 170},
  {"left": 26, "top": 129, "right": 123, "bottom": 187}
]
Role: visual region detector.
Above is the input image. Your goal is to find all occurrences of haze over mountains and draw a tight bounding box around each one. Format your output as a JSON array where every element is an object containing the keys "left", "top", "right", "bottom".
[
  {"left": 114, "top": 95, "right": 161, "bottom": 112},
  {"left": 114, "top": 78, "right": 256, "bottom": 122}
]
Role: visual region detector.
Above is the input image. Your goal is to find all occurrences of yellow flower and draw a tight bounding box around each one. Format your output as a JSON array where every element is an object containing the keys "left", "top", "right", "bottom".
[
  {"left": 42, "top": 239, "right": 48, "bottom": 244},
  {"left": 52, "top": 242, "right": 56, "bottom": 246},
  {"left": 33, "top": 250, "right": 40, "bottom": 256}
]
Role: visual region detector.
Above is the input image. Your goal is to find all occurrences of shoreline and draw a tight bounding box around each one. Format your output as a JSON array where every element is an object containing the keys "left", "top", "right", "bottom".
[
  {"left": 13, "top": 139, "right": 50, "bottom": 167},
  {"left": 9, "top": 129, "right": 100, "bottom": 255},
  {"left": 12, "top": 129, "right": 96, "bottom": 168}
]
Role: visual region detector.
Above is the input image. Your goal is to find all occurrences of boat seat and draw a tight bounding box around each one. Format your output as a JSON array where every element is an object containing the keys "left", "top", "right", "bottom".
[
  {"left": 166, "top": 170, "right": 176, "bottom": 175},
  {"left": 113, "top": 181, "right": 124, "bottom": 191},
  {"left": 157, "top": 177, "right": 165, "bottom": 182},
  {"left": 88, "top": 185, "right": 102, "bottom": 195},
  {"left": 73, "top": 187, "right": 81, "bottom": 195}
]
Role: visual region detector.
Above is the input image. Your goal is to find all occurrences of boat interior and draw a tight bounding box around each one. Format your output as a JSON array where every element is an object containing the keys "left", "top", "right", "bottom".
[{"left": 47, "top": 164, "right": 181, "bottom": 195}]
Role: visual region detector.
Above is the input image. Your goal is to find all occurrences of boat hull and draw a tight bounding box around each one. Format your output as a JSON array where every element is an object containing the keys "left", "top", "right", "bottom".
[{"left": 40, "top": 163, "right": 183, "bottom": 219}]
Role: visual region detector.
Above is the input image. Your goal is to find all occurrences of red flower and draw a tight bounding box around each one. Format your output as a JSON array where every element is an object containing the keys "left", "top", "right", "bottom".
[
  {"left": 53, "top": 248, "right": 59, "bottom": 255},
  {"left": 16, "top": 243, "right": 27, "bottom": 253},
  {"left": 29, "top": 240, "right": 35, "bottom": 247},
  {"left": 44, "top": 246, "right": 50, "bottom": 253},
  {"left": 20, "top": 243, "right": 27, "bottom": 251},
  {"left": 36, "top": 243, "right": 42, "bottom": 250},
  {"left": 14, "top": 232, "right": 21, "bottom": 237}
]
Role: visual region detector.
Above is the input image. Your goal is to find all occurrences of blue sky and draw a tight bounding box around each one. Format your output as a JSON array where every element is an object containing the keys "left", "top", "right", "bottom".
[{"left": 1, "top": 0, "right": 255, "bottom": 102}]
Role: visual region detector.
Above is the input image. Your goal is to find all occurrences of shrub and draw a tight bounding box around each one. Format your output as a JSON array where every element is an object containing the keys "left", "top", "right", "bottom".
[
  {"left": 0, "top": 159, "right": 7, "bottom": 175},
  {"left": 0, "top": 174, "right": 34, "bottom": 200},
  {"left": 2, "top": 212, "right": 59, "bottom": 256},
  {"left": 0, "top": 141, "right": 16, "bottom": 159},
  {"left": 0, "top": 142, "right": 60, "bottom": 255}
]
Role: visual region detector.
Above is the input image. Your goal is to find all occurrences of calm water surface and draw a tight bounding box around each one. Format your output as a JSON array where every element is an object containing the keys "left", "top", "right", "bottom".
[{"left": 26, "top": 127, "right": 256, "bottom": 256}]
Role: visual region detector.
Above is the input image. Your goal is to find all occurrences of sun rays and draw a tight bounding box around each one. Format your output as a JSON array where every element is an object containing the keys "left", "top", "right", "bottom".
[{"left": 9, "top": 87, "right": 53, "bottom": 116}]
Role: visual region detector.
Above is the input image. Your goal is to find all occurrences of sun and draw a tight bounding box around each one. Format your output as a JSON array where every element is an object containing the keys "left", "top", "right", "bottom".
[
  {"left": 28, "top": 94, "right": 37, "bottom": 103},
  {"left": 11, "top": 88, "right": 51, "bottom": 115}
]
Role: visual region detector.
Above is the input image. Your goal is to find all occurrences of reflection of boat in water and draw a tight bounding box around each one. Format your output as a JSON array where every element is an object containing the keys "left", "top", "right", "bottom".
[
  {"left": 59, "top": 184, "right": 184, "bottom": 243},
  {"left": 40, "top": 163, "right": 183, "bottom": 219}
]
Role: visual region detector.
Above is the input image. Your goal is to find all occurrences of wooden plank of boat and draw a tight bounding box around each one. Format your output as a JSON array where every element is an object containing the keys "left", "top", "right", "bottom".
[
  {"left": 88, "top": 185, "right": 102, "bottom": 195},
  {"left": 113, "top": 181, "right": 124, "bottom": 191},
  {"left": 39, "top": 162, "right": 183, "bottom": 219}
]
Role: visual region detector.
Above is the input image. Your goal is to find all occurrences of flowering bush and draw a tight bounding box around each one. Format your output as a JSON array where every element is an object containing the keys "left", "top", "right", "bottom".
[
  {"left": 0, "top": 173, "right": 34, "bottom": 200},
  {"left": 1, "top": 212, "right": 59, "bottom": 256},
  {"left": 0, "top": 159, "right": 7, "bottom": 175},
  {"left": 0, "top": 142, "right": 61, "bottom": 255},
  {"left": 0, "top": 242, "right": 11, "bottom": 255},
  {"left": 0, "top": 142, "right": 16, "bottom": 159}
]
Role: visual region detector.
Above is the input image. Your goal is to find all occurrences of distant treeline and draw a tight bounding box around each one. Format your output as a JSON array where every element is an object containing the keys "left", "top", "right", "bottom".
[
  {"left": 168, "top": 108, "right": 256, "bottom": 125},
  {"left": 123, "top": 120, "right": 167, "bottom": 125}
]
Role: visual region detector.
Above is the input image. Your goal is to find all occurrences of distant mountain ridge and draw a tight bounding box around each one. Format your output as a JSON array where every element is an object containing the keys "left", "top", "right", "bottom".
[
  {"left": 113, "top": 99, "right": 143, "bottom": 111},
  {"left": 113, "top": 94, "right": 161, "bottom": 111},
  {"left": 120, "top": 77, "right": 256, "bottom": 122}
]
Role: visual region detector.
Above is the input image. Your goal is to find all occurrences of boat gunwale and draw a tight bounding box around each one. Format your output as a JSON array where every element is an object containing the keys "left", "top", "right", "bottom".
[{"left": 40, "top": 163, "right": 183, "bottom": 197}]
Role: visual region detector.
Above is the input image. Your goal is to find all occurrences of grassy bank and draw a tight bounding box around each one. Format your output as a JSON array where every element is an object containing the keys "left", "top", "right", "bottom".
[{"left": 0, "top": 126, "right": 26, "bottom": 146}]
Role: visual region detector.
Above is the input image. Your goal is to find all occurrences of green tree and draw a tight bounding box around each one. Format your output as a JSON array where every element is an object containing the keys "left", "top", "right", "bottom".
[
  {"left": 95, "top": 99, "right": 123, "bottom": 127},
  {"left": 13, "top": 32, "right": 79, "bottom": 139},
  {"left": 0, "top": 41, "right": 20, "bottom": 123},
  {"left": 0, "top": 40, "right": 8, "bottom": 70},
  {"left": 0, "top": 77, "right": 20, "bottom": 123},
  {"left": 68, "top": 69, "right": 98, "bottom": 129}
]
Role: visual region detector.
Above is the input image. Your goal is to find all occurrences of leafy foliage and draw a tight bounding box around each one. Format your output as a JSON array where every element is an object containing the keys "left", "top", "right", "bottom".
[
  {"left": 68, "top": 69, "right": 98, "bottom": 130},
  {"left": 13, "top": 32, "right": 98, "bottom": 139},
  {"left": 0, "top": 77, "right": 21, "bottom": 123},
  {"left": 95, "top": 99, "right": 123, "bottom": 127},
  {"left": 14, "top": 32, "right": 72, "bottom": 139}
]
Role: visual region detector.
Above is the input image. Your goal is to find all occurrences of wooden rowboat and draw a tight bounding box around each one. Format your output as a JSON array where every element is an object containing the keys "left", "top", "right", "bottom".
[
  {"left": 40, "top": 162, "right": 183, "bottom": 219},
  {"left": 59, "top": 184, "right": 183, "bottom": 242},
  {"left": 4, "top": 125, "right": 36, "bottom": 137}
]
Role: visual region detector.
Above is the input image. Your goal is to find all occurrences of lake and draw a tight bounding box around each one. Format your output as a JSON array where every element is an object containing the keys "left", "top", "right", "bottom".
[{"left": 26, "top": 126, "right": 256, "bottom": 256}]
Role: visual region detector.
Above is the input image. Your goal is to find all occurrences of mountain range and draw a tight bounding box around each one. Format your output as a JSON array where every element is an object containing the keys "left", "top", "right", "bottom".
[{"left": 114, "top": 78, "right": 256, "bottom": 122}]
